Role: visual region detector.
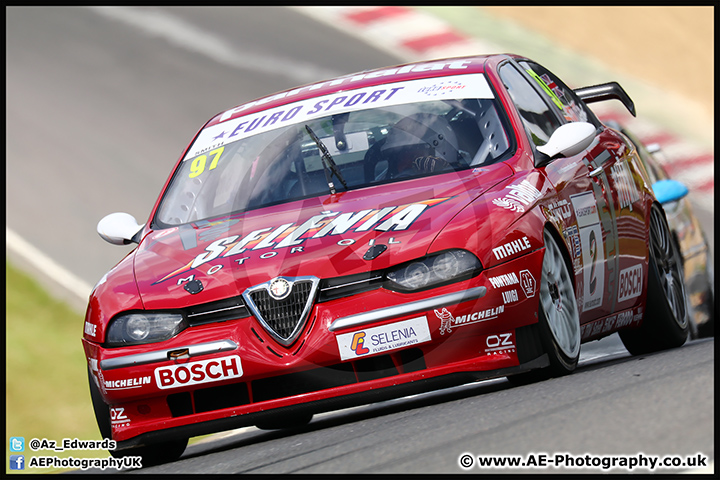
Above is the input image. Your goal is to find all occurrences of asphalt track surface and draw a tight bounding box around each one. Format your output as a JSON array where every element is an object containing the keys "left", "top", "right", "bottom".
[{"left": 6, "top": 7, "right": 714, "bottom": 474}]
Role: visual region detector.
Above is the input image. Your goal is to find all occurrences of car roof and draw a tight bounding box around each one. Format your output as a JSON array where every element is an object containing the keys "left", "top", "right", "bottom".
[{"left": 204, "top": 54, "right": 508, "bottom": 128}]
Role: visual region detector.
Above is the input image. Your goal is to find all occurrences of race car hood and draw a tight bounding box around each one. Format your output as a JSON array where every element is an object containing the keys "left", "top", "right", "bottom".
[{"left": 132, "top": 164, "right": 512, "bottom": 309}]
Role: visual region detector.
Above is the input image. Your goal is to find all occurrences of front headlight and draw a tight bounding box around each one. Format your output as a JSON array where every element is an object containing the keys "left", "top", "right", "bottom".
[
  {"left": 106, "top": 312, "right": 187, "bottom": 346},
  {"left": 386, "top": 250, "right": 482, "bottom": 292}
]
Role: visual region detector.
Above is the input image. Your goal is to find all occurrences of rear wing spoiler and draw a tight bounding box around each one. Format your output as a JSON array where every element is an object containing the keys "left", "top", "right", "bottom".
[{"left": 573, "top": 81, "right": 636, "bottom": 117}]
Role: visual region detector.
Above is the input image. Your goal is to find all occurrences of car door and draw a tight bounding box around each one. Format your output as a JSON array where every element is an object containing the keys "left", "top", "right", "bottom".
[
  {"left": 522, "top": 59, "right": 650, "bottom": 317},
  {"left": 497, "top": 59, "right": 625, "bottom": 324}
]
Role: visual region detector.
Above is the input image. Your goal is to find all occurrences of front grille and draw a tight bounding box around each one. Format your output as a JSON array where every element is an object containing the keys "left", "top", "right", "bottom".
[
  {"left": 243, "top": 277, "right": 319, "bottom": 346},
  {"left": 250, "top": 282, "right": 312, "bottom": 339},
  {"left": 252, "top": 362, "right": 357, "bottom": 402},
  {"left": 318, "top": 271, "right": 384, "bottom": 302},
  {"left": 185, "top": 296, "right": 249, "bottom": 326},
  {"left": 167, "top": 383, "right": 250, "bottom": 417},
  {"left": 167, "top": 348, "right": 428, "bottom": 418}
]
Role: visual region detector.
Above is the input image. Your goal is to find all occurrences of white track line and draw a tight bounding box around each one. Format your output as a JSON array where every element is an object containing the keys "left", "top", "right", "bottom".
[{"left": 6, "top": 227, "right": 93, "bottom": 301}]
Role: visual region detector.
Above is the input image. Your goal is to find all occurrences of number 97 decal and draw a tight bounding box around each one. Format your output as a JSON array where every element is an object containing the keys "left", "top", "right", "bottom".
[{"left": 189, "top": 146, "right": 225, "bottom": 178}]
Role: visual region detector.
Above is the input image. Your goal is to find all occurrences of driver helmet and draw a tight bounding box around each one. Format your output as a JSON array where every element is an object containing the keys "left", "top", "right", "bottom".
[{"left": 381, "top": 113, "right": 459, "bottom": 177}]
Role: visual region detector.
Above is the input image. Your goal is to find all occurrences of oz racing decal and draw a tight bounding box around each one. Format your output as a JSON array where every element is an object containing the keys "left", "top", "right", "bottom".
[
  {"left": 110, "top": 407, "right": 130, "bottom": 428},
  {"left": 483, "top": 332, "right": 516, "bottom": 356},
  {"left": 155, "top": 355, "right": 243, "bottom": 390},
  {"left": 336, "top": 316, "right": 431, "bottom": 361},
  {"left": 570, "top": 191, "right": 605, "bottom": 311}
]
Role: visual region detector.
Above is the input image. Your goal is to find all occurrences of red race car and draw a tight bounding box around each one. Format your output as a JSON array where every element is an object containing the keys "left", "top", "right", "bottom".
[{"left": 86, "top": 54, "right": 689, "bottom": 464}]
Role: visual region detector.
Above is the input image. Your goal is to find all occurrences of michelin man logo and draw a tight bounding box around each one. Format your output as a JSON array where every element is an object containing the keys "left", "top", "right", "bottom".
[{"left": 435, "top": 308, "right": 454, "bottom": 335}]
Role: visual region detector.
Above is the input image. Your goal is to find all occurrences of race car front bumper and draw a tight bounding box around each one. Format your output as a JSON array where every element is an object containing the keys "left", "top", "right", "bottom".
[{"left": 83, "top": 249, "right": 547, "bottom": 448}]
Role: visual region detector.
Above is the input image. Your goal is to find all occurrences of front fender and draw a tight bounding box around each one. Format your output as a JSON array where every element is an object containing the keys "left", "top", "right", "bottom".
[
  {"left": 428, "top": 171, "right": 550, "bottom": 269},
  {"left": 83, "top": 252, "right": 144, "bottom": 344}
]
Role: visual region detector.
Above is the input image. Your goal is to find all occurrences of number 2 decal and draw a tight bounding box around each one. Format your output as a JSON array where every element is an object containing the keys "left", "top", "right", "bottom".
[
  {"left": 189, "top": 146, "right": 225, "bottom": 178},
  {"left": 588, "top": 229, "right": 598, "bottom": 295},
  {"left": 570, "top": 191, "right": 605, "bottom": 312}
]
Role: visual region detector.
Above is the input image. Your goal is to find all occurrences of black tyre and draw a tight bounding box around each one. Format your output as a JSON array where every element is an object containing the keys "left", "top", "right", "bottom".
[
  {"left": 619, "top": 204, "right": 689, "bottom": 354},
  {"left": 87, "top": 369, "right": 187, "bottom": 466},
  {"left": 88, "top": 369, "right": 112, "bottom": 440},
  {"left": 509, "top": 229, "right": 580, "bottom": 385},
  {"left": 114, "top": 438, "right": 188, "bottom": 467}
]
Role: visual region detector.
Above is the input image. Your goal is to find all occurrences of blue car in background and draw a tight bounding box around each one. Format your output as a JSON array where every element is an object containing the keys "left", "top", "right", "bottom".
[{"left": 609, "top": 121, "right": 714, "bottom": 338}]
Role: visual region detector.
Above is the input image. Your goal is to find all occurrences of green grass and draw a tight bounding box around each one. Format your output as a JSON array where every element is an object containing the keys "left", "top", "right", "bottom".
[
  {"left": 5, "top": 261, "right": 108, "bottom": 474},
  {"left": 5, "top": 262, "right": 213, "bottom": 473}
]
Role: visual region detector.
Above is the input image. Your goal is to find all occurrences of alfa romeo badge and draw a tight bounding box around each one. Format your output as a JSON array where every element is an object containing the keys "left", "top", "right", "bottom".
[{"left": 268, "top": 277, "right": 292, "bottom": 300}]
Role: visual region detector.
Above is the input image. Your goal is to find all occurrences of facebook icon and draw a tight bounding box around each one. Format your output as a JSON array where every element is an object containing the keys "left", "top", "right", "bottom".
[{"left": 10, "top": 455, "right": 25, "bottom": 470}]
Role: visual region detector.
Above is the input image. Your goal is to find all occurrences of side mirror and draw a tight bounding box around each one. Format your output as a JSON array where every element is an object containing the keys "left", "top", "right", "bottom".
[
  {"left": 97, "top": 212, "right": 144, "bottom": 245},
  {"left": 536, "top": 122, "right": 597, "bottom": 159},
  {"left": 652, "top": 179, "right": 689, "bottom": 205}
]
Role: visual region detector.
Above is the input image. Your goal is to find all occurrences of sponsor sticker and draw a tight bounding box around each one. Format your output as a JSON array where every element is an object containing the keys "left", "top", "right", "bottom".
[
  {"left": 563, "top": 225, "right": 582, "bottom": 260},
  {"left": 570, "top": 191, "right": 605, "bottom": 311},
  {"left": 488, "top": 272, "right": 519, "bottom": 289},
  {"left": 571, "top": 191, "right": 601, "bottom": 229},
  {"left": 84, "top": 321, "right": 97, "bottom": 337},
  {"left": 492, "top": 236, "right": 532, "bottom": 261},
  {"left": 519, "top": 270, "right": 536, "bottom": 298},
  {"left": 217, "top": 60, "right": 475, "bottom": 123},
  {"left": 546, "top": 199, "right": 572, "bottom": 221},
  {"left": 104, "top": 376, "right": 152, "bottom": 391},
  {"left": 188, "top": 74, "right": 493, "bottom": 159},
  {"left": 492, "top": 180, "right": 541, "bottom": 213},
  {"left": 110, "top": 407, "right": 130, "bottom": 428},
  {"left": 501, "top": 289, "right": 519, "bottom": 304},
  {"left": 580, "top": 307, "right": 643, "bottom": 339},
  {"left": 154, "top": 355, "right": 243, "bottom": 389},
  {"left": 483, "top": 332, "right": 516, "bottom": 355},
  {"left": 610, "top": 161, "right": 641, "bottom": 211},
  {"left": 617, "top": 264, "right": 643, "bottom": 302},
  {"left": 435, "top": 305, "right": 505, "bottom": 335},
  {"left": 155, "top": 197, "right": 450, "bottom": 285},
  {"left": 336, "top": 316, "right": 431, "bottom": 361}
]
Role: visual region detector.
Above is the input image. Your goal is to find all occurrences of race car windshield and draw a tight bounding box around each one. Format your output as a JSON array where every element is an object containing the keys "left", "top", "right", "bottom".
[{"left": 156, "top": 89, "right": 513, "bottom": 227}]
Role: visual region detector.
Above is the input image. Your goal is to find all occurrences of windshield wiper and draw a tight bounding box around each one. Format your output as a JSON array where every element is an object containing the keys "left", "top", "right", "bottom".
[{"left": 305, "top": 125, "right": 348, "bottom": 194}]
